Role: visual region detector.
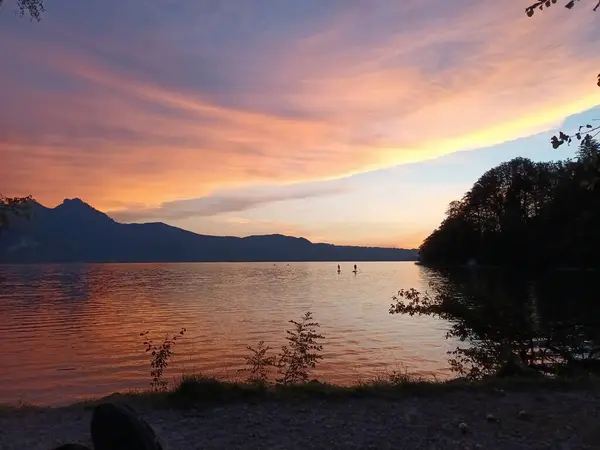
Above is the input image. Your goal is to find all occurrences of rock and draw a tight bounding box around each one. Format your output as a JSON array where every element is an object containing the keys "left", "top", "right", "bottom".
[
  {"left": 517, "top": 410, "right": 529, "bottom": 420},
  {"left": 458, "top": 422, "right": 469, "bottom": 434},
  {"left": 91, "top": 402, "right": 163, "bottom": 450},
  {"left": 485, "top": 414, "right": 498, "bottom": 423}
]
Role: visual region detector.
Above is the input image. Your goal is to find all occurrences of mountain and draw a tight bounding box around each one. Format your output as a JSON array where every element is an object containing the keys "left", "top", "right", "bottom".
[{"left": 0, "top": 198, "right": 419, "bottom": 263}]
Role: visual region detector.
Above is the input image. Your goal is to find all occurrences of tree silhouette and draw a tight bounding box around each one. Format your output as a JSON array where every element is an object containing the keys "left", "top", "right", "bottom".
[
  {"left": 526, "top": 1, "right": 600, "bottom": 150},
  {"left": 0, "top": 194, "right": 33, "bottom": 239},
  {"left": 419, "top": 138, "right": 600, "bottom": 267},
  {"left": 0, "top": 0, "right": 44, "bottom": 21},
  {"left": 526, "top": 0, "right": 600, "bottom": 17}
]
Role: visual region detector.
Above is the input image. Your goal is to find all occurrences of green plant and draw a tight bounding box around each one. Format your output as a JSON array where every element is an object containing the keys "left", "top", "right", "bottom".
[
  {"left": 386, "top": 369, "right": 418, "bottom": 386},
  {"left": 140, "top": 327, "right": 186, "bottom": 391},
  {"left": 276, "top": 312, "right": 325, "bottom": 385},
  {"left": 239, "top": 341, "right": 276, "bottom": 384}
]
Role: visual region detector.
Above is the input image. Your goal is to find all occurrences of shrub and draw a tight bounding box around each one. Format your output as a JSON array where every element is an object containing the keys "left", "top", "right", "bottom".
[
  {"left": 174, "top": 374, "right": 230, "bottom": 403},
  {"left": 276, "top": 312, "right": 325, "bottom": 385},
  {"left": 241, "top": 312, "right": 326, "bottom": 386},
  {"left": 140, "top": 327, "right": 186, "bottom": 391},
  {"left": 239, "top": 341, "right": 276, "bottom": 384}
]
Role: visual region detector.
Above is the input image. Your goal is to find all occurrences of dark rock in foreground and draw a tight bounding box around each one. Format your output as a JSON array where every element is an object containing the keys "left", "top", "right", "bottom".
[{"left": 91, "top": 403, "right": 163, "bottom": 450}]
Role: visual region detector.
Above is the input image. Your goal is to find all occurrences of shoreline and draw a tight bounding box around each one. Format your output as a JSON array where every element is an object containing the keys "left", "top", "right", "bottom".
[
  {"left": 415, "top": 261, "right": 600, "bottom": 272},
  {"left": 2, "top": 375, "right": 599, "bottom": 413},
  {"left": 0, "top": 259, "right": 419, "bottom": 266},
  {"left": 1, "top": 377, "right": 600, "bottom": 449}
]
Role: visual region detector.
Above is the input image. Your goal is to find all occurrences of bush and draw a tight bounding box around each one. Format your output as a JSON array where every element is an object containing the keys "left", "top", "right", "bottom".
[
  {"left": 277, "top": 312, "right": 325, "bottom": 385},
  {"left": 140, "top": 327, "right": 186, "bottom": 391},
  {"left": 241, "top": 312, "right": 325, "bottom": 386},
  {"left": 239, "top": 341, "right": 276, "bottom": 384}
]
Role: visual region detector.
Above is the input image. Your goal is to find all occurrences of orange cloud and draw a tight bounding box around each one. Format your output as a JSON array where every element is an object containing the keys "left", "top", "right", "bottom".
[{"left": 1, "top": 0, "right": 599, "bottom": 213}]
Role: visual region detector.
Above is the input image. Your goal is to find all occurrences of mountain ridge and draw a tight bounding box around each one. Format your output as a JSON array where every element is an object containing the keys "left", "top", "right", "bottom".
[{"left": 0, "top": 198, "right": 418, "bottom": 263}]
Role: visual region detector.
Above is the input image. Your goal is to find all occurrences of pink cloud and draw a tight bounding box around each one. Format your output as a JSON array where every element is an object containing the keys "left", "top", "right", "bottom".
[{"left": 0, "top": 0, "right": 599, "bottom": 216}]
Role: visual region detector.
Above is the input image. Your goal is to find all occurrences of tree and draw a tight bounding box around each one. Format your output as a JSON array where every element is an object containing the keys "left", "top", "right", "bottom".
[
  {"left": 0, "top": 0, "right": 45, "bottom": 21},
  {"left": 0, "top": 194, "right": 33, "bottom": 238},
  {"left": 526, "top": 1, "right": 600, "bottom": 148},
  {"left": 418, "top": 139, "right": 600, "bottom": 267}
]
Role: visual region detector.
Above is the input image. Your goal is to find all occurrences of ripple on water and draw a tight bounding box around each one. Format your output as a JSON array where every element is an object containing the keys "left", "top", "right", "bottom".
[{"left": 0, "top": 262, "right": 453, "bottom": 405}]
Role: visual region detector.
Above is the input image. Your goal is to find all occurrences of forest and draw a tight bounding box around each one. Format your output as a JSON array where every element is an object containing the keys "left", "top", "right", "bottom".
[{"left": 419, "top": 137, "right": 600, "bottom": 268}]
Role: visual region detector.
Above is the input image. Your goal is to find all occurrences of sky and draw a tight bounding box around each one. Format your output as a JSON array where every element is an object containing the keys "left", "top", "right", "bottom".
[{"left": 1, "top": 0, "right": 600, "bottom": 248}]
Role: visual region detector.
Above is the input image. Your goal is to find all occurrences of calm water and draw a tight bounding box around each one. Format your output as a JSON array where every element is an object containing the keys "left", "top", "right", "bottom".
[{"left": 0, "top": 262, "right": 455, "bottom": 405}]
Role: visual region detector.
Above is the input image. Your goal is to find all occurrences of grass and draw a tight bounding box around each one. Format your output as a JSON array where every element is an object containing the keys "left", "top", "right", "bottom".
[
  {"left": 3, "top": 374, "right": 600, "bottom": 414},
  {"left": 0, "top": 399, "right": 45, "bottom": 416},
  {"left": 74, "top": 373, "right": 600, "bottom": 410}
]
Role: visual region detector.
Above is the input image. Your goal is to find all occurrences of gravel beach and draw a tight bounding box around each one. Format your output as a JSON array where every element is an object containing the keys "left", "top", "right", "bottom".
[{"left": 1, "top": 389, "right": 599, "bottom": 449}]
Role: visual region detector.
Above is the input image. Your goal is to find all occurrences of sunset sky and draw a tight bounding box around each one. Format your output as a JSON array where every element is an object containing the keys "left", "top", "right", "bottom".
[{"left": 2, "top": 0, "right": 600, "bottom": 248}]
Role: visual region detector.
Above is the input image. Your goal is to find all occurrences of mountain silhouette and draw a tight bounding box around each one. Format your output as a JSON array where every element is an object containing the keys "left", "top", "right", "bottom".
[{"left": 0, "top": 198, "right": 419, "bottom": 263}]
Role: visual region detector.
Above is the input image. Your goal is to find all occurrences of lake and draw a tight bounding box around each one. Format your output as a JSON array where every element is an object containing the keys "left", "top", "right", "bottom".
[{"left": 0, "top": 262, "right": 455, "bottom": 406}]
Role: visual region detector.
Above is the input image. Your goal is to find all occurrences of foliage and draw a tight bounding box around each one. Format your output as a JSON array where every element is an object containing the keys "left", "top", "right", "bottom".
[
  {"left": 0, "top": 194, "right": 33, "bottom": 236},
  {"left": 550, "top": 124, "right": 600, "bottom": 149},
  {"left": 239, "top": 341, "right": 276, "bottom": 384},
  {"left": 241, "top": 312, "right": 325, "bottom": 385},
  {"left": 0, "top": 0, "right": 44, "bottom": 21},
  {"left": 526, "top": 0, "right": 600, "bottom": 17},
  {"left": 389, "top": 287, "right": 504, "bottom": 379},
  {"left": 525, "top": 1, "right": 600, "bottom": 149},
  {"left": 140, "top": 327, "right": 186, "bottom": 391},
  {"left": 172, "top": 374, "right": 252, "bottom": 404},
  {"left": 365, "top": 367, "right": 422, "bottom": 387},
  {"left": 390, "top": 272, "right": 600, "bottom": 379},
  {"left": 276, "top": 312, "right": 325, "bottom": 385},
  {"left": 136, "top": 370, "right": 600, "bottom": 410},
  {"left": 418, "top": 138, "right": 600, "bottom": 268}
]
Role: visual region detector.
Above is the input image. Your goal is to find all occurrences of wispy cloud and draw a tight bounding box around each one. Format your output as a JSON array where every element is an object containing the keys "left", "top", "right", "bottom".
[
  {"left": 108, "top": 182, "right": 349, "bottom": 222},
  {"left": 1, "top": 0, "right": 599, "bottom": 226}
]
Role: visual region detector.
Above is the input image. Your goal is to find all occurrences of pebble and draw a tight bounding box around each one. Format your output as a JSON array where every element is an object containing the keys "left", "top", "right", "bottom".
[{"left": 0, "top": 391, "right": 597, "bottom": 449}]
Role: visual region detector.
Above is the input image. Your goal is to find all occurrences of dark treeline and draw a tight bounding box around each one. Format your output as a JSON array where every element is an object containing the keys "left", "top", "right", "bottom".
[{"left": 419, "top": 137, "right": 600, "bottom": 268}]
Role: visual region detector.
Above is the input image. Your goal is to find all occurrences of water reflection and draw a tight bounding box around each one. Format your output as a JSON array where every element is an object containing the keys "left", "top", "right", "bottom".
[
  {"left": 393, "top": 269, "right": 600, "bottom": 378},
  {"left": 6, "top": 262, "right": 594, "bottom": 406},
  {"left": 0, "top": 262, "right": 453, "bottom": 405}
]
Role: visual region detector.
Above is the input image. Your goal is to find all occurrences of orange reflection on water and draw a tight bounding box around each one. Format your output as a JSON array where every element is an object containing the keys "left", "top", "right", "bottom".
[{"left": 0, "top": 262, "right": 453, "bottom": 405}]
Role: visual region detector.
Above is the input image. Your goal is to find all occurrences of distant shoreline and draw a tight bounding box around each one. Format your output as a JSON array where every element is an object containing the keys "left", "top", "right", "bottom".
[
  {"left": 1, "top": 198, "right": 420, "bottom": 264},
  {"left": 0, "top": 259, "right": 419, "bottom": 265}
]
